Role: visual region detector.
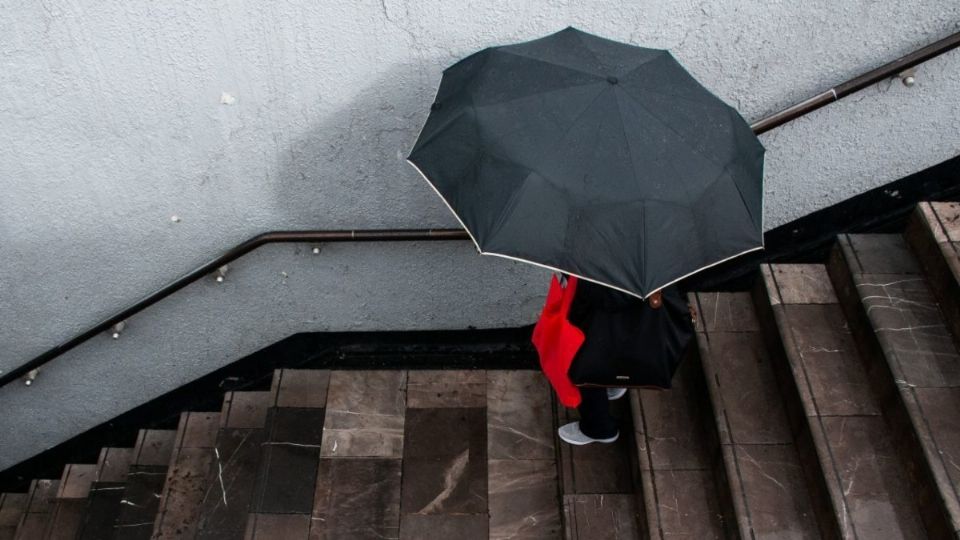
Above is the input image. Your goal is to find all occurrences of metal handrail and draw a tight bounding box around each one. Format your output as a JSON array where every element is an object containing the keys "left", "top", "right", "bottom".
[{"left": 3, "top": 29, "right": 958, "bottom": 388}]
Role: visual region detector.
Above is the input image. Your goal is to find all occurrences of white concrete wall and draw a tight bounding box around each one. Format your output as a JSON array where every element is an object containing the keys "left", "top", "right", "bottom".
[{"left": 1, "top": 0, "right": 958, "bottom": 468}]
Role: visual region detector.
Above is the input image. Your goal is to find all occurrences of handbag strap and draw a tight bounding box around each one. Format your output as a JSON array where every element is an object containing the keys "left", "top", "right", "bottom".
[{"left": 560, "top": 275, "right": 578, "bottom": 313}]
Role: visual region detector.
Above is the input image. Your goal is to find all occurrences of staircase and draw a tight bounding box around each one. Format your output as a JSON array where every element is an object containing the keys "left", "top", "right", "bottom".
[{"left": 1, "top": 201, "right": 959, "bottom": 539}]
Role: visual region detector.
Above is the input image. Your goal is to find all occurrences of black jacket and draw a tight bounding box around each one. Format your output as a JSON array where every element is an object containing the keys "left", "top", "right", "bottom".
[{"left": 567, "top": 278, "right": 693, "bottom": 388}]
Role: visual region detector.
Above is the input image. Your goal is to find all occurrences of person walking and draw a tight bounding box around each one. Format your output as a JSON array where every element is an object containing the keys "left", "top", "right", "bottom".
[{"left": 557, "top": 275, "right": 690, "bottom": 445}]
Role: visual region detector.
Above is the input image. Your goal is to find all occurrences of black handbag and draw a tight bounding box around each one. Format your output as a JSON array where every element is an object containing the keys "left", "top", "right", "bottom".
[{"left": 567, "top": 285, "right": 695, "bottom": 389}]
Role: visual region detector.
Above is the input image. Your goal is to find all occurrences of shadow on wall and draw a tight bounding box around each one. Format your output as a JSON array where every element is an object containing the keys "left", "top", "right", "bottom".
[{"left": 270, "top": 61, "right": 453, "bottom": 230}]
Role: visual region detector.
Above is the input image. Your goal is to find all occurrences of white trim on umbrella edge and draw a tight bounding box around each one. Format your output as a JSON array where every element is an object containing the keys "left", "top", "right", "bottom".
[{"left": 406, "top": 158, "right": 764, "bottom": 300}]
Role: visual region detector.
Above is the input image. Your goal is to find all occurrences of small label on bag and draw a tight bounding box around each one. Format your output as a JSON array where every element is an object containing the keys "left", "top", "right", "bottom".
[{"left": 616, "top": 375, "right": 630, "bottom": 380}]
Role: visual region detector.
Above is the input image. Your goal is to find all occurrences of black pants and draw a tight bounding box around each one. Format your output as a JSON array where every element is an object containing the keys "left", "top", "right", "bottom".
[{"left": 577, "top": 386, "right": 618, "bottom": 439}]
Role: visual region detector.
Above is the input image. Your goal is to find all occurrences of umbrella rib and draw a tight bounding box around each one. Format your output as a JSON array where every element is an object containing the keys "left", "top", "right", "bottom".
[
  {"left": 624, "top": 82, "right": 729, "bottom": 115},
  {"left": 494, "top": 47, "right": 603, "bottom": 80},
  {"left": 471, "top": 80, "right": 605, "bottom": 123},
  {"left": 723, "top": 160, "right": 761, "bottom": 228},
  {"left": 613, "top": 89, "right": 641, "bottom": 198},
  {"left": 408, "top": 108, "right": 469, "bottom": 157},
  {"left": 536, "top": 84, "right": 612, "bottom": 176},
  {"left": 619, "top": 89, "right": 728, "bottom": 169}
]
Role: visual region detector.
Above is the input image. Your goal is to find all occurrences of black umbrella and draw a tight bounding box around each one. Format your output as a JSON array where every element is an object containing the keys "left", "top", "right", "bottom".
[{"left": 408, "top": 27, "right": 764, "bottom": 299}]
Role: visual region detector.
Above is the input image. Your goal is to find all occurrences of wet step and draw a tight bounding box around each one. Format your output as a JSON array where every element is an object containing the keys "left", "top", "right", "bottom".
[
  {"left": 44, "top": 463, "right": 98, "bottom": 539},
  {"left": 760, "top": 264, "right": 926, "bottom": 538},
  {"left": 400, "top": 371, "right": 487, "bottom": 539},
  {"left": 307, "top": 370, "right": 404, "bottom": 539},
  {"left": 12, "top": 479, "right": 58, "bottom": 539},
  {"left": 153, "top": 411, "right": 221, "bottom": 539},
  {"left": 487, "top": 370, "right": 560, "bottom": 539},
  {"left": 195, "top": 389, "right": 274, "bottom": 539},
  {"left": 906, "top": 202, "right": 960, "bottom": 344},
  {"left": 692, "top": 291, "right": 822, "bottom": 539},
  {"left": 630, "top": 348, "right": 725, "bottom": 538},
  {"left": 113, "top": 429, "right": 176, "bottom": 539},
  {"left": 247, "top": 369, "right": 328, "bottom": 535},
  {"left": 76, "top": 447, "right": 134, "bottom": 540},
  {"left": 557, "top": 386, "right": 642, "bottom": 539},
  {"left": 0, "top": 493, "right": 27, "bottom": 540},
  {"left": 831, "top": 233, "right": 960, "bottom": 537}
]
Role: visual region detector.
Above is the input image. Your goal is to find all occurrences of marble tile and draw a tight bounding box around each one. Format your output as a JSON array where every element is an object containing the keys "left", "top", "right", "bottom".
[
  {"left": 637, "top": 364, "right": 711, "bottom": 470},
  {"left": 311, "top": 458, "right": 401, "bottom": 540},
  {"left": 821, "top": 416, "right": 926, "bottom": 538},
  {"left": 115, "top": 464, "right": 167, "bottom": 536},
  {"left": 182, "top": 412, "right": 221, "bottom": 449},
  {"left": 402, "top": 408, "right": 487, "bottom": 515},
  {"left": 932, "top": 202, "right": 960, "bottom": 242},
  {"left": 401, "top": 408, "right": 487, "bottom": 514},
  {"left": 274, "top": 369, "right": 330, "bottom": 408},
  {"left": 47, "top": 499, "right": 86, "bottom": 540},
  {"left": 401, "top": 457, "right": 487, "bottom": 515},
  {"left": 733, "top": 444, "right": 819, "bottom": 538},
  {"left": 857, "top": 273, "right": 945, "bottom": 327},
  {"left": 196, "top": 428, "right": 266, "bottom": 539},
  {"left": 563, "top": 494, "right": 641, "bottom": 539},
  {"left": 0, "top": 493, "right": 27, "bottom": 528},
  {"left": 489, "top": 459, "right": 561, "bottom": 539},
  {"left": 155, "top": 447, "right": 216, "bottom": 539},
  {"left": 557, "top": 399, "right": 635, "bottom": 494},
  {"left": 253, "top": 408, "right": 326, "bottom": 515},
  {"left": 245, "top": 513, "right": 310, "bottom": 539},
  {"left": 769, "top": 264, "right": 838, "bottom": 304},
  {"left": 18, "top": 479, "right": 58, "bottom": 538},
  {"left": 407, "top": 370, "right": 486, "bottom": 408},
  {"left": 265, "top": 407, "right": 325, "bottom": 445},
  {"left": 652, "top": 470, "right": 724, "bottom": 538},
  {"left": 59, "top": 463, "right": 97, "bottom": 499},
  {"left": 696, "top": 292, "right": 759, "bottom": 332},
  {"left": 782, "top": 304, "right": 879, "bottom": 416},
  {"left": 399, "top": 514, "right": 488, "bottom": 540},
  {"left": 708, "top": 332, "right": 793, "bottom": 444},
  {"left": 135, "top": 429, "right": 176, "bottom": 466},
  {"left": 97, "top": 447, "right": 134, "bottom": 482},
  {"left": 915, "top": 387, "right": 960, "bottom": 504},
  {"left": 77, "top": 482, "right": 125, "bottom": 540},
  {"left": 848, "top": 234, "right": 921, "bottom": 274},
  {"left": 919, "top": 203, "right": 949, "bottom": 243},
  {"left": 557, "top": 398, "right": 636, "bottom": 494},
  {"left": 857, "top": 274, "right": 960, "bottom": 387},
  {"left": 404, "top": 407, "right": 486, "bottom": 460},
  {"left": 321, "top": 371, "right": 406, "bottom": 458},
  {"left": 487, "top": 370, "right": 554, "bottom": 460},
  {"left": 224, "top": 391, "right": 274, "bottom": 429}
]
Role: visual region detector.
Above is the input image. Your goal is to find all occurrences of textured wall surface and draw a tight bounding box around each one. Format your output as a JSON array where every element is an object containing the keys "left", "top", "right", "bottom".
[{"left": 1, "top": 1, "right": 959, "bottom": 468}]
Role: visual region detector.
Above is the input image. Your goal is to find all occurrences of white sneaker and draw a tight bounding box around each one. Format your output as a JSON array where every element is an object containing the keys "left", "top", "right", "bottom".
[
  {"left": 557, "top": 421, "right": 619, "bottom": 445},
  {"left": 607, "top": 387, "right": 628, "bottom": 401}
]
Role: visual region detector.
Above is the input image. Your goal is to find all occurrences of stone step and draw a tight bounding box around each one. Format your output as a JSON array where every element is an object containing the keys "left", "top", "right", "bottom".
[
  {"left": 692, "top": 291, "right": 823, "bottom": 538},
  {"left": 194, "top": 389, "right": 274, "bottom": 539},
  {"left": 629, "top": 348, "right": 725, "bottom": 538},
  {"left": 112, "top": 429, "right": 176, "bottom": 540},
  {"left": 759, "top": 264, "right": 926, "bottom": 537},
  {"left": 75, "top": 446, "right": 135, "bottom": 540},
  {"left": 556, "top": 388, "right": 642, "bottom": 539},
  {"left": 830, "top": 233, "right": 960, "bottom": 537},
  {"left": 239, "top": 368, "right": 333, "bottom": 537},
  {"left": 42, "top": 463, "right": 98, "bottom": 539},
  {"left": 13, "top": 479, "right": 58, "bottom": 540},
  {"left": 0, "top": 493, "right": 28, "bottom": 540},
  {"left": 153, "top": 411, "right": 221, "bottom": 539},
  {"left": 486, "top": 371, "right": 560, "bottom": 539},
  {"left": 905, "top": 202, "right": 960, "bottom": 346}
]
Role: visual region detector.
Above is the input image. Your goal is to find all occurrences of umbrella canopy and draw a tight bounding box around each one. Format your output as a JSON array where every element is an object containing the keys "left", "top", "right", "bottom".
[{"left": 408, "top": 27, "right": 764, "bottom": 299}]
